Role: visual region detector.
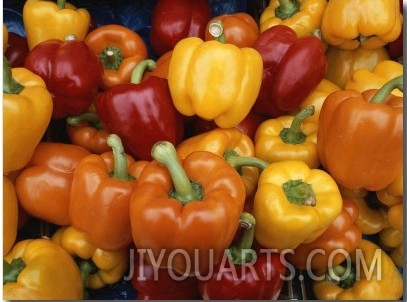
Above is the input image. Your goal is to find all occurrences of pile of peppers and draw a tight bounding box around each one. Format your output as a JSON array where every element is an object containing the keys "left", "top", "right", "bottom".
[{"left": 3, "top": 0, "right": 405, "bottom": 300}]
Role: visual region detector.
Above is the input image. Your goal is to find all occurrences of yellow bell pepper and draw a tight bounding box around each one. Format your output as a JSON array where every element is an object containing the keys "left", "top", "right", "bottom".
[
  {"left": 51, "top": 225, "right": 130, "bottom": 290},
  {"left": 3, "top": 238, "right": 84, "bottom": 300},
  {"left": 23, "top": 0, "right": 91, "bottom": 50},
  {"left": 389, "top": 242, "right": 403, "bottom": 268},
  {"left": 321, "top": 0, "right": 403, "bottom": 50},
  {"left": 3, "top": 57, "right": 53, "bottom": 173},
  {"left": 253, "top": 160, "right": 342, "bottom": 251},
  {"left": 312, "top": 239, "right": 403, "bottom": 300},
  {"left": 168, "top": 35, "right": 263, "bottom": 128},
  {"left": 345, "top": 60, "right": 403, "bottom": 96},
  {"left": 3, "top": 175, "right": 18, "bottom": 256},
  {"left": 259, "top": 0, "right": 327, "bottom": 36}
]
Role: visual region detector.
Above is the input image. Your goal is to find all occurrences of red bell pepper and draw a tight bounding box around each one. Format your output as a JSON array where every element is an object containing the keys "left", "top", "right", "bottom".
[
  {"left": 24, "top": 36, "right": 103, "bottom": 119},
  {"left": 4, "top": 32, "right": 29, "bottom": 68},
  {"left": 95, "top": 59, "right": 184, "bottom": 161},
  {"left": 149, "top": 0, "right": 212, "bottom": 57},
  {"left": 252, "top": 25, "right": 327, "bottom": 117}
]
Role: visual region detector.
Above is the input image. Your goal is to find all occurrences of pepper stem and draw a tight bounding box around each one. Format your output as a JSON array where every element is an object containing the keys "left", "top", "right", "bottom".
[
  {"left": 3, "top": 56, "right": 24, "bottom": 94},
  {"left": 107, "top": 134, "right": 133, "bottom": 181},
  {"left": 57, "top": 0, "right": 66, "bottom": 9},
  {"left": 66, "top": 112, "right": 104, "bottom": 130},
  {"left": 370, "top": 75, "right": 403, "bottom": 103},
  {"left": 275, "top": 0, "right": 301, "bottom": 20},
  {"left": 326, "top": 264, "right": 356, "bottom": 289},
  {"left": 77, "top": 259, "right": 98, "bottom": 299},
  {"left": 208, "top": 20, "right": 226, "bottom": 43},
  {"left": 99, "top": 46, "right": 124, "bottom": 70},
  {"left": 151, "top": 141, "right": 203, "bottom": 205},
  {"left": 280, "top": 105, "right": 314, "bottom": 145},
  {"left": 283, "top": 179, "right": 316, "bottom": 206},
  {"left": 130, "top": 59, "right": 157, "bottom": 84},
  {"left": 3, "top": 258, "right": 26, "bottom": 284},
  {"left": 223, "top": 149, "right": 269, "bottom": 173}
]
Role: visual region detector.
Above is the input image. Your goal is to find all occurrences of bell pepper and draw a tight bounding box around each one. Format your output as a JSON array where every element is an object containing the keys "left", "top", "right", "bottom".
[
  {"left": 149, "top": 0, "right": 212, "bottom": 57},
  {"left": 168, "top": 32, "right": 263, "bottom": 128},
  {"left": 24, "top": 36, "right": 103, "bottom": 119},
  {"left": 22, "top": 0, "right": 91, "bottom": 50},
  {"left": 379, "top": 226, "right": 403, "bottom": 251},
  {"left": 96, "top": 59, "right": 184, "bottom": 161},
  {"left": 3, "top": 238, "right": 84, "bottom": 300},
  {"left": 130, "top": 141, "right": 246, "bottom": 276},
  {"left": 198, "top": 212, "right": 286, "bottom": 300},
  {"left": 253, "top": 160, "right": 343, "bottom": 251},
  {"left": 84, "top": 24, "right": 148, "bottom": 89},
  {"left": 3, "top": 175, "right": 19, "bottom": 256},
  {"left": 259, "top": 0, "right": 327, "bottom": 37},
  {"left": 4, "top": 31, "right": 30, "bottom": 68},
  {"left": 3, "top": 57, "right": 53, "bottom": 173},
  {"left": 69, "top": 134, "right": 148, "bottom": 251},
  {"left": 345, "top": 60, "right": 403, "bottom": 96},
  {"left": 204, "top": 13, "right": 260, "bottom": 48},
  {"left": 252, "top": 25, "right": 327, "bottom": 117},
  {"left": 386, "top": 1, "right": 404, "bottom": 62},
  {"left": 325, "top": 45, "right": 390, "bottom": 89},
  {"left": 142, "top": 50, "right": 172, "bottom": 80},
  {"left": 321, "top": 0, "right": 403, "bottom": 50},
  {"left": 51, "top": 225, "right": 129, "bottom": 290},
  {"left": 15, "top": 142, "right": 91, "bottom": 226},
  {"left": 66, "top": 112, "right": 111, "bottom": 154},
  {"left": 376, "top": 164, "right": 403, "bottom": 209},
  {"left": 3, "top": 23, "right": 8, "bottom": 53},
  {"left": 312, "top": 239, "right": 404, "bottom": 300},
  {"left": 286, "top": 197, "right": 362, "bottom": 270},
  {"left": 176, "top": 127, "right": 260, "bottom": 197},
  {"left": 317, "top": 76, "right": 403, "bottom": 191},
  {"left": 254, "top": 105, "right": 319, "bottom": 168}
]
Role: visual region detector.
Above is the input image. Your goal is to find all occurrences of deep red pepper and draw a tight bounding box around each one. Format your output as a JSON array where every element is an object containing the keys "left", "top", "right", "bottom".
[
  {"left": 4, "top": 32, "right": 29, "bottom": 68},
  {"left": 252, "top": 25, "right": 327, "bottom": 118},
  {"left": 24, "top": 36, "right": 103, "bottom": 119},
  {"left": 95, "top": 59, "right": 184, "bottom": 161},
  {"left": 149, "top": 0, "right": 212, "bottom": 57}
]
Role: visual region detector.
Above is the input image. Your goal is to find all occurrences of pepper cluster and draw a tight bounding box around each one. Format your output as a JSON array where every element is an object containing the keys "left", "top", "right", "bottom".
[{"left": 3, "top": 0, "right": 404, "bottom": 300}]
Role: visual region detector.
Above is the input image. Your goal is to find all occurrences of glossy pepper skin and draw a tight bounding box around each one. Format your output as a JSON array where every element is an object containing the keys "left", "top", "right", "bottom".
[
  {"left": 4, "top": 32, "right": 30, "bottom": 68},
  {"left": 3, "top": 175, "right": 19, "bottom": 256},
  {"left": 96, "top": 60, "right": 184, "bottom": 161},
  {"left": 321, "top": 0, "right": 403, "bottom": 50},
  {"left": 168, "top": 36, "right": 263, "bottom": 128},
  {"left": 85, "top": 24, "right": 148, "bottom": 89},
  {"left": 130, "top": 141, "right": 246, "bottom": 276},
  {"left": 253, "top": 160, "right": 343, "bottom": 251},
  {"left": 149, "top": 0, "right": 212, "bottom": 57},
  {"left": 24, "top": 37, "right": 103, "bottom": 119},
  {"left": 317, "top": 76, "right": 403, "bottom": 191},
  {"left": 15, "top": 142, "right": 91, "bottom": 226},
  {"left": 51, "top": 225, "right": 129, "bottom": 289},
  {"left": 69, "top": 134, "right": 148, "bottom": 251},
  {"left": 252, "top": 25, "right": 327, "bottom": 117},
  {"left": 312, "top": 239, "right": 403, "bottom": 300},
  {"left": 259, "top": 0, "right": 327, "bottom": 36},
  {"left": 23, "top": 0, "right": 91, "bottom": 50},
  {"left": 3, "top": 58, "right": 53, "bottom": 173},
  {"left": 3, "top": 238, "right": 84, "bottom": 300}
]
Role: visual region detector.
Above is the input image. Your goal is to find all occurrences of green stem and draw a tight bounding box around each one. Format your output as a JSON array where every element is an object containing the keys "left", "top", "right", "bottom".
[
  {"left": 275, "top": 0, "right": 301, "bottom": 20},
  {"left": 107, "top": 134, "right": 133, "bottom": 181},
  {"left": 66, "top": 112, "right": 104, "bottom": 130},
  {"left": 3, "top": 56, "right": 24, "bottom": 94},
  {"left": 151, "top": 141, "right": 203, "bottom": 205},
  {"left": 3, "top": 258, "right": 26, "bottom": 284},
  {"left": 223, "top": 149, "right": 269, "bottom": 173},
  {"left": 99, "top": 46, "right": 124, "bottom": 70},
  {"left": 283, "top": 179, "right": 316, "bottom": 206},
  {"left": 57, "top": 0, "right": 66, "bottom": 10},
  {"left": 130, "top": 59, "right": 157, "bottom": 84},
  {"left": 77, "top": 259, "right": 98, "bottom": 299},
  {"left": 279, "top": 105, "right": 314, "bottom": 145},
  {"left": 370, "top": 75, "right": 403, "bottom": 103},
  {"left": 327, "top": 265, "right": 356, "bottom": 289},
  {"left": 208, "top": 20, "right": 226, "bottom": 43}
]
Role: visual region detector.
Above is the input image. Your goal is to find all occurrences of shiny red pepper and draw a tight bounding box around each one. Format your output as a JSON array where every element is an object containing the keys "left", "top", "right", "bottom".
[
  {"left": 252, "top": 25, "right": 327, "bottom": 117},
  {"left": 149, "top": 0, "right": 212, "bottom": 57},
  {"left": 95, "top": 59, "right": 184, "bottom": 161},
  {"left": 4, "top": 32, "right": 29, "bottom": 68},
  {"left": 24, "top": 36, "right": 103, "bottom": 119}
]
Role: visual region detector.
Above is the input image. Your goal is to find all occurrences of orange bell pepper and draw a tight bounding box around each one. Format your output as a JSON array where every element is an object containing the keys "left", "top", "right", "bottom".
[
  {"left": 3, "top": 175, "right": 19, "bottom": 256},
  {"left": 85, "top": 24, "right": 148, "bottom": 89},
  {"left": 142, "top": 50, "right": 172, "bottom": 80}
]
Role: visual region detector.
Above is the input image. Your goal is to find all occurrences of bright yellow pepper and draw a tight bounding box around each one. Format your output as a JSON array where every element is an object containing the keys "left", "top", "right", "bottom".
[
  {"left": 168, "top": 36, "right": 263, "bottom": 128},
  {"left": 3, "top": 238, "right": 84, "bottom": 300},
  {"left": 3, "top": 175, "right": 18, "bottom": 256},
  {"left": 259, "top": 0, "right": 327, "bottom": 36},
  {"left": 312, "top": 239, "right": 403, "bottom": 300},
  {"left": 253, "top": 160, "right": 342, "bottom": 251},
  {"left": 51, "top": 225, "right": 129, "bottom": 289},
  {"left": 254, "top": 106, "right": 320, "bottom": 168},
  {"left": 345, "top": 60, "right": 403, "bottom": 96},
  {"left": 23, "top": 0, "right": 91, "bottom": 50},
  {"left": 3, "top": 57, "right": 53, "bottom": 173},
  {"left": 321, "top": 0, "right": 403, "bottom": 50}
]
